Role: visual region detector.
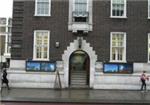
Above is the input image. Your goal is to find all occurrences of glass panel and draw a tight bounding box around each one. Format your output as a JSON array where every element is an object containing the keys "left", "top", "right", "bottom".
[
  {"left": 36, "top": 47, "right": 42, "bottom": 58},
  {"left": 118, "top": 48, "right": 123, "bottom": 60},
  {"left": 112, "top": 48, "right": 116, "bottom": 60},
  {"left": 43, "top": 47, "right": 48, "bottom": 58},
  {"left": 0, "top": 36, "right": 6, "bottom": 55},
  {"left": 0, "top": 27, "right": 6, "bottom": 33},
  {"left": 0, "top": 18, "right": 6, "bottom": 24}
]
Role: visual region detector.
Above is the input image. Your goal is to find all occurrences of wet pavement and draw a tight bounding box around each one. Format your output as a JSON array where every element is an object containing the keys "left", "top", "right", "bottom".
[{"left": 1, "top": 88, "right": 150, "bottom": 104}]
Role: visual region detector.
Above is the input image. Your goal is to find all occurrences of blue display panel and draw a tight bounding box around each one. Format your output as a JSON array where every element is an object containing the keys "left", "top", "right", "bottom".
[
  {"left": 41, "top": 62, "right": 55, "bottom": 72},
  {"left": 26, "top": 61, "right": 56, "bottom": 72},
  {"left": 26, "top": 62, "right": 41, "bottom": 71},
  {"left": 103, "top": 63, "right": 133, "bottom": 74}
]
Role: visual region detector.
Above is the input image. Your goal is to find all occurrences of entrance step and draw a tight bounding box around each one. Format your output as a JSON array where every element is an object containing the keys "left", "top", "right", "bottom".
[{"left": 70, "top": 70, "right": 88, "bottom": 88}]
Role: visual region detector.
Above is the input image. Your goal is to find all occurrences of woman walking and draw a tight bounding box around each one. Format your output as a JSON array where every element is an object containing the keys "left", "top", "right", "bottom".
[{"left": 140, "top": 71, "right": 149, "bottom": 92}]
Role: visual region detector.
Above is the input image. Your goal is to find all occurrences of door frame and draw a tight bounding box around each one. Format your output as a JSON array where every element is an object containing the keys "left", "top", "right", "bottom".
[{"left": 69, "top": 50, "right": 90, "bottom": 87}]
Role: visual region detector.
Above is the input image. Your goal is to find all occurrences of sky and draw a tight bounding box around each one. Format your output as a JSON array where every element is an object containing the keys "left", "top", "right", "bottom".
[{"left": 0, "top": 0, "right": 13, "bottom": 17}]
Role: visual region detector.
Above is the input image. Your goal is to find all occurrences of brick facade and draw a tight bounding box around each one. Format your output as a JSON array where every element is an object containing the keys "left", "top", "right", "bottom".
[{"left": 12, "top": 0, "right": 150, "bottom": 62}]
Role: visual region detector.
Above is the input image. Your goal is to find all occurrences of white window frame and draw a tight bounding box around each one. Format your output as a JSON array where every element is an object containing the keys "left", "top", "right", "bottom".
[
  {"left": 148, "top": 34, "right": 150, "bottom": 62},
  {"left": 110, "top": 32, "right": 126, "bottom": 62},
  {"left": 148, "top": 0, "right": 150, "bottom": 19},
  {"left": 34, "top": 0, "right": 51, "bottom": 16},
  {"left": 33, "top": 30, "right": 50, "bottom": 61},
  {"left": 110, "top": 0, "right": 127, "bottom": 18}
]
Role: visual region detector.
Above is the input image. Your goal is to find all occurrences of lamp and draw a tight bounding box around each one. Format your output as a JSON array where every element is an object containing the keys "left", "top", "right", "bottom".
[{"left": 55, "top": 42, "right": 60, "bottom": 48}]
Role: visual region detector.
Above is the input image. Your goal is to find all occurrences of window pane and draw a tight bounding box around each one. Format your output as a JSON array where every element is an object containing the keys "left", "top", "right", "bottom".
[
  {"left": 37, "top": 0, "right": 49, "bottom": 15},
  {"left": 0, "top": 27, "right": 6, "bottom": 33},
  {"left": 74, "top": 0, "right": 87, "bottom": 16},
  {"left": 0, "top": 36, "right": 6, "bottom": 55},
  {"left": 112, "top": 0, "right": 125, "bottom": 16},
  {"left": 43, "top": 47, "right": 48, "bottom": 58},
  {"left": 112, "top": 48, "right": 116, "bottom": 60},
  {"left": 118, "top": 48, "right": 123, "bottom": 60},
  {"left": 36, "top": 47, "right": 42, "bottom": 58}
]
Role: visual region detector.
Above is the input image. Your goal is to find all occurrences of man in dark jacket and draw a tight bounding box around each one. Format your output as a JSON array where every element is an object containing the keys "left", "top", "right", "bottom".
[{"left": 2, "top": 69, "right": 10, "bottom": 90}]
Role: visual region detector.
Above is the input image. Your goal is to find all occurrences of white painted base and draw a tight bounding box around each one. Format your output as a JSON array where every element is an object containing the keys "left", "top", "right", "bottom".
[
  {"left": 8, "top": 60, "right": 150, "bottom": 90},
  {"left": 93, "top": 73, "right": 150, "bottom": 90}
]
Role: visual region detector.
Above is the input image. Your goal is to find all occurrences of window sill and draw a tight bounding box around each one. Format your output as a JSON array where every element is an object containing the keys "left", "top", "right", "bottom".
[
  {"left": 32, "top": 59, "right": 49, "bottom": 61},
  {"left": 110, "top": 16, "right": 127, "bottom": 19},
  {"left": 34, "top": 14, "right": 51, "bottom": 17},
  {"left": 109, "top": 60, "right": 127, "bottom": 63}
]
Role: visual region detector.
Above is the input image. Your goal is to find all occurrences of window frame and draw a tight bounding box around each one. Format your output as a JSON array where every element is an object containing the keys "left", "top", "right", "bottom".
[
  {"left": 33, "top": 30, "right": 50, "bottom": 61},
  {"left": 34, "top": 0, "right": 51, "bottom": 16},
  {"left": 148, "top": 33, "right": 150, "bottom": 62},
  {"left": 148, "top": 0, "right": 150, "bottom": 19},
  {"left": 110, "top": 0, "right": 127, "bottom": 18},
  {"left": 110, "top": 32, "right": 126, "bottom": 62}
]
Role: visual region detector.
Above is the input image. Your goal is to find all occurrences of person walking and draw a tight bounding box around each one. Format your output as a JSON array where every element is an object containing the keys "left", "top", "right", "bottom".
[
  {"left": 140, "top": 71, "right": 149, "bottom": 92},
  {"left": 2, "top": 69, "right": 10, "bottom": 90}
]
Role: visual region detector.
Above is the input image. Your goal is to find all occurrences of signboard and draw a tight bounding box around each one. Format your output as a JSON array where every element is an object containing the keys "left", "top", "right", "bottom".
[
  {"left": 103, "top": 63, "right": 133, "bottom": 74},
  {"left": 26, "top": 61, "right": 56, "bottom": 72}
]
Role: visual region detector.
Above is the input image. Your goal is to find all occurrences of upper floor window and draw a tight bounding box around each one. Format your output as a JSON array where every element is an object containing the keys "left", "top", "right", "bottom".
[
  {"left": 111, "top": 0, "right": 127, "bottom": 18},
  {"left": 73, "top": 0, "right": 89, "bottom": 22},
  {"left": 0, "top": 18, "right": 6, "bottom": 25},
  {"left": 33, "top": 30, "right": 50, "bottom": 60},
  {"left": 0, "top": 27, "right": 6, "bottom": 33},
  {"left": 110, "top": 32, "right": 126, "bottom": 62},
  {"left": 148, "top": 0, "right": 150, "bottom": 18},
  {"left": 35, "top": 0, "right": 51, "bottom": 16}
]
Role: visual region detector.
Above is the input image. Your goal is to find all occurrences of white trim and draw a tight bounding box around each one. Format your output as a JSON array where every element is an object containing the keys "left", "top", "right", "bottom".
[
  {"left": 110, "top": 32, "right": 126, "bottom": 62},
  {"left": 110, "top": 0, "right": 127, "bottom": 18},
  {"left": 148, "top": 33, "right": 150, "bottom": 63},
  {"left": 68, "top": 0, "right": 93, "bottom": 32},
  {"left": 62, "top": 38, "right": 97, "bottom": 88},
  {"left": 33, "top": 30, "right": 50, "bottom": 61},
  {"left": 148, "top": 0, "right": 150, "bottom": 19},
  {"left": 34, "top": 0, "right": 51, "bottom": 16}
]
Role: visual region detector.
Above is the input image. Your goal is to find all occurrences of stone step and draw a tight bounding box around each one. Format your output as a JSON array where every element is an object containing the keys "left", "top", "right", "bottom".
[
  {"left": 71, "top": 75, "right": 87, "bottom": 78},
  {"left": 71, "top": 79, "right": 87, "bottom": 83},
  {"left": 70, "top": 84, "right": 89, "bottom": 88},
  {"left": 71, "top": 82, "right": 87, "bottom": 85}
]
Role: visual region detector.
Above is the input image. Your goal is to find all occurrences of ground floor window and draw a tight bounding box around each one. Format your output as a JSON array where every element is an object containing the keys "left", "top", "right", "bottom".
[
  {"left": 110, "top": 32, "right": 126, "bottom": 62},
  {"left": 33, "top": 30, "right": 50, "bottom": 61}
]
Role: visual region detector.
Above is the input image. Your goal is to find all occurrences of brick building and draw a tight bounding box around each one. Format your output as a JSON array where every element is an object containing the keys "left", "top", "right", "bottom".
[{"left": 9, "top": 0, "right": 150, "bottom": 89}]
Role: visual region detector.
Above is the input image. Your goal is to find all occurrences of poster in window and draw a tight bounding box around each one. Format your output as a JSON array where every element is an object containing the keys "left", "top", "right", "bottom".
[
  {"left": 41, "top": 62, "right": 56, "bottom": 72},
  {"left": 103, "top": 63, "right": 133, "bottom": 74},
  {"left": 26, "top": 62, "right": 41, "bottom": 71}
]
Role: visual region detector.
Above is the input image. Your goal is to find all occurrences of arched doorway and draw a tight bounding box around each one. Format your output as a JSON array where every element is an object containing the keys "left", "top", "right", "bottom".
[{"left": 69, "top": 50, "right": 90, "bottom": 88}]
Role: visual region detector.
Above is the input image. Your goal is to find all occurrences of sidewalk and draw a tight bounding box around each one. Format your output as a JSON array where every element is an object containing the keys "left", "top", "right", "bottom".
[{"left": 1, "top": 88, "right": 150, "bottom": 104}]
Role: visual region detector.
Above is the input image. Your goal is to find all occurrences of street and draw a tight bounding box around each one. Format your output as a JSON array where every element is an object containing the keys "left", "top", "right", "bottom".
[
  {"left": 1, "top": 88, "right": 150, "bottom": 105},
  {"left": 1, "top": 102, "right": 149, "bottom": 105}
]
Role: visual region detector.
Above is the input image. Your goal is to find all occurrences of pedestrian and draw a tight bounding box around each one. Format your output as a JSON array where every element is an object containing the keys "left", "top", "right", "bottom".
[
  {"left": 140, "top": 71, "right": 149, "bottom": 92},
  {"left": 2, "top": 69, "right": 10, "bottom": 90}
]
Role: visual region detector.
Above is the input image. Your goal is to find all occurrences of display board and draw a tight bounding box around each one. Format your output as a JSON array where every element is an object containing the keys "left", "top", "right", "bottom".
[
  {"left": 103, "top": 63, "right": 133, "bottom": 74},
  {"left": 26, "top": 61, "right": 56, "bottom": 72}
]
